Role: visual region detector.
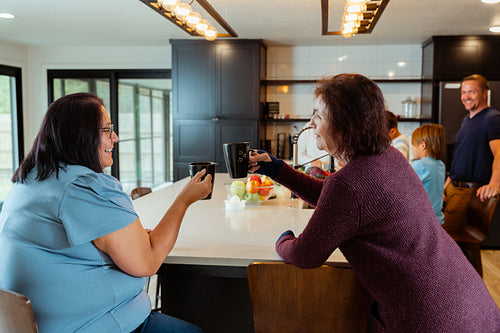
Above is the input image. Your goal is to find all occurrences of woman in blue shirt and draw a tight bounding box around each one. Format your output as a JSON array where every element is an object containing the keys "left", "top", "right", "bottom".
[
  {"left": 0, "top": 93, "right": 210, "bottom": 332},
  {"left": 411, "top": 124, "right": 446, "bottom": 224}
]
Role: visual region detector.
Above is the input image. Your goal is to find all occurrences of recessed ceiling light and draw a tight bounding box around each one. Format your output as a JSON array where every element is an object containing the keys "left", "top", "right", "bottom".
[
  {"left": 0, "top": 13, "right": 15, "bottom": 19},
  {"left": 489, "top": 25, "right": 500, "bottom": 33},
  {"left": 397, "top": 62, "right": 406, "bottom": 67},
  {"left": 481, "top": 0, "right": 500, "bottom": 3}
]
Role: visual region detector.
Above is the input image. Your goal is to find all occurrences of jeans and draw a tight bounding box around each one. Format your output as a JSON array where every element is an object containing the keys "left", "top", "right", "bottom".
[{"left": 131, "top": 312, "right": 204, "bottom": 333}]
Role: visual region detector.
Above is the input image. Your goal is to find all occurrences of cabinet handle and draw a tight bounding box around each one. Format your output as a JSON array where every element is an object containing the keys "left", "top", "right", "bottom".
[{"left": 211, "top": 118, "right": 220, "bottom": 122}]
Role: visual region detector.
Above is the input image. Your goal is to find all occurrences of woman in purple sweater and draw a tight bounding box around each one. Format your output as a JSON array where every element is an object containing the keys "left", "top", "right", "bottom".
[{"left": 249, "top": 74, "right": 500, "bottom": 332}]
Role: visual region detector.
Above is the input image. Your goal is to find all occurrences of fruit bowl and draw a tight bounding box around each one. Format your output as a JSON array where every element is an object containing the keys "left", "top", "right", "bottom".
[{"left": 225, "top": 175, "right": 275, "bottom": 205}]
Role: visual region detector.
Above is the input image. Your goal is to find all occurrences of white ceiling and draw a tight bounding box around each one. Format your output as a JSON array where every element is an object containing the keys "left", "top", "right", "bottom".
[{"left": 0, "top": 0, "right": 499, "bottom": 47}]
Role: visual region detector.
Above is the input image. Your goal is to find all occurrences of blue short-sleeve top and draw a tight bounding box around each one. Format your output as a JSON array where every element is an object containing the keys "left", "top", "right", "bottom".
[
  {"left": 411, "top": 156, "right": 445, "bottom": 225},
  {"left": 0, "top": 165, "right": 150, "bottom": 332}
]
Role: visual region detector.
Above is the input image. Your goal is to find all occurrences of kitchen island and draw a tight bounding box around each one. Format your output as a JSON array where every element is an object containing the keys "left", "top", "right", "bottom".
[
  {"left": 133, "top": 173, "right": 346, "bottom": 267},
  {"left": 133, "top": 173, "right": 347, "bottom": 333}
]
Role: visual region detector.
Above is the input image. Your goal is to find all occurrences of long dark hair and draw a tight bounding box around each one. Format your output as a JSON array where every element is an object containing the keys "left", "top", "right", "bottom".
[
  {"left": 314, "top": 73, "right": 390, "bottom": 162},
  {"left": 13, "top": 93, "right": 105, "bottom": 183}
]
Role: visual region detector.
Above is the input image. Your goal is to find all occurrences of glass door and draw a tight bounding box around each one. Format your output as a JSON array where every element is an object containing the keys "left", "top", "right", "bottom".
[
  {"left": 0, "top": 65, "right": 23, "bottom": 206},
  {"left": 118, "top": 79, "right": 171, "bottom": 195}
]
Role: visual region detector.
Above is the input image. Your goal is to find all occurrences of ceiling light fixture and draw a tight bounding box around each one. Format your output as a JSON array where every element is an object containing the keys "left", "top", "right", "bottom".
[
  {"left": 139, "top": 0, "right": 237, "bottom": 41},
  {"left": 481, "top": 0, "right": 500, "bottom": 4},
  {"left": 489, "top": 25, "right": 500, "bottom": 33},
  {"left": 0, "top": 13, "right": 15, "bottom": 19},
  {"left": 321, "top": 0, "right": 390, "bottom": 38}
]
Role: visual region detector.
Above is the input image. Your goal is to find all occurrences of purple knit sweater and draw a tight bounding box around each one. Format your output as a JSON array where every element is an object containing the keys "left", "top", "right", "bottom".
[{"left": 275, "top": 147, "right": 500, "bottom": 332}]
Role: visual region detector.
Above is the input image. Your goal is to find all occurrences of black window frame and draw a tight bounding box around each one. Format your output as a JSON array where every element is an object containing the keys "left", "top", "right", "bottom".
[
  {"left": 0, "top": 64, "right": 24, "bottom": 165},
  {"left": 47, "top": 69, "right": 171, "bottom": 181}
]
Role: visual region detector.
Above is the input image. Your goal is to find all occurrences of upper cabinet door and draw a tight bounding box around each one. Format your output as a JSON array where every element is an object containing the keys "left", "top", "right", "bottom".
[
  {"left": 172, "top": 42, "right": 216, "bottom": 119},
  {"left": 216, "top": 43, "right": 261, "bottom": 119},
  {"left": 433, "top": 40, "right": 482, "bottom": 81}
]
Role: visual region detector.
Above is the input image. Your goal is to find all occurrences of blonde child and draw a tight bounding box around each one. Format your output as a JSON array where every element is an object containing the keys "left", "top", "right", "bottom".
[{"left": 411, "top": 124, "right": 446, "bottom": 224}]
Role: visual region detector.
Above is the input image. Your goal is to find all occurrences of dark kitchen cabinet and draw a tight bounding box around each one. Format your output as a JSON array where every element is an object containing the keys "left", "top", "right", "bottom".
[
  {"left": 173, "top": 119, "right": 259, "bottom": 180},
  {"left": 216, "top": 43, "right": 263, "bottom": 119},
  {"left": 172, "top": 42, "right": 215, "bottom": 119},
  {"left": 171, "top": 39, "right": 266, "bottom": 180}
]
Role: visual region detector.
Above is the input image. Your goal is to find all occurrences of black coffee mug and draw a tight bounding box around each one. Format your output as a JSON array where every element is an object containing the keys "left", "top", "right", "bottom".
[
  {"left": 223, "top": 142, "right": 250, "bottom": 179},
  {"left": 189, "top": 161, "right": 216, "bottom": 200}
]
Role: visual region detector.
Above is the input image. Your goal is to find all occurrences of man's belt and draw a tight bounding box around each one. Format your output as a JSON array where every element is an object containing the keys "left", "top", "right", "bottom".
[{"left": 452, "top": 181, "right": 482, "bottom": 188}]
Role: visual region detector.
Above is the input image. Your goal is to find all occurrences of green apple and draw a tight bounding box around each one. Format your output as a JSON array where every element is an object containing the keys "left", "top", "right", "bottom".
[
  {"left": 244, "top": 191, "right": 260, "bottom": 202},
  {"left": 230, "top": 180, "right": 246, "bottom": 197}
]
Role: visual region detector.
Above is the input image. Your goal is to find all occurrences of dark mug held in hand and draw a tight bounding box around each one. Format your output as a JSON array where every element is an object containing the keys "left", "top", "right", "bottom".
[
  {"left": 189, "top": 161, "right": 216, "bottom": 200},
  {"left": 223, "top": 142, "right": 251, "bottom": 179}
]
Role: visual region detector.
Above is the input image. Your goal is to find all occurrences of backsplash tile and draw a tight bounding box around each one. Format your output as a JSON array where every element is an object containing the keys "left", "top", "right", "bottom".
[{"left": 264, "top": 44, "right": 426, "bottom": 157}]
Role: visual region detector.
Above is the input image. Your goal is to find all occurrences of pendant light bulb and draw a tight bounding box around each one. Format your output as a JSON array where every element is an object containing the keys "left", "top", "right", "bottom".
[
  {"left": 159, "top": 0, "right": 179, "bottom": 12},
  {"left": 186, "top": 11, "right": 201, "bottom": 29},
  {"left": 195, "top": 19, "right": 209, "bottom": 34},
  {"left": 173, "top": 2, "right": 192, "bottom": 21},
  {"left": 205, "top": 26, "right": 217, "bottom": 41}
]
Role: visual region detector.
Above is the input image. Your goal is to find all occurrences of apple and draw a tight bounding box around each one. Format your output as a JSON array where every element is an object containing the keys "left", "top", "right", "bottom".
[
  {"left": 230, "top": 180, "right": 246, "bottom": 198},
  {"left": 249, "top": 174, "right": 262, "bottom": 185},
  {"left": 244, "top": 191, "right": 260, "bottom": 202},
  {"left": 305, "top": 166, "right": 327, "bottom": 179}
]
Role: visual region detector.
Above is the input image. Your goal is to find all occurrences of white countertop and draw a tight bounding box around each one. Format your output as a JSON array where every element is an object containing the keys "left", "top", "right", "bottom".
[{"left": 132, "top": 173, "right": 346, "bottom": 267}]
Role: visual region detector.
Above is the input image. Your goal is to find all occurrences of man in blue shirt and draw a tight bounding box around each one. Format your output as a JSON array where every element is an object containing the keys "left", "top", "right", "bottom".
[{"left": 443, "top": 74, "right": 500, "bottom": 274}]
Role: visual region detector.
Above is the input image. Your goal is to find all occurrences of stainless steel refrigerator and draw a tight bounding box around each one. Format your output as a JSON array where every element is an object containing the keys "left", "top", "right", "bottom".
[{"left": 438, "top": 80, "right": 500, "bottom": 248}]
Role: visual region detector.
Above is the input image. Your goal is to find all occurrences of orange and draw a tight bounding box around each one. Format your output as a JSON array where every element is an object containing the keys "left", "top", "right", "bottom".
[
  {"left": 259, "top": 179, "right": 274, "bottom": 196},
  {"left": 246, "top": 180, "right": 260, "bottom": 193}
]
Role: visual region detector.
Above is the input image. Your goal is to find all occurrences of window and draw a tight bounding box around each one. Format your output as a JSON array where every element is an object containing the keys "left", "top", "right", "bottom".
[
  {"left": 53, "top": 77, "right": 111, "bottom": 110},
  {"left": 0, "top": 65, "right": 24, "bottom": 207},
  {"left": 48, "top": 70, "right": 172, "bottom": 196},
  {"left": 117, "top": 79, "right": 171, "bottom": 194}
]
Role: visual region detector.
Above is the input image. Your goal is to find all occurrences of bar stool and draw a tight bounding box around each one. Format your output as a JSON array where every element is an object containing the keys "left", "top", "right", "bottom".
[
  {"left": 447, "top": 194, "right": 499, "bottom": 277},
  {"left": 131, "top": 187, "right": 152, "bottom": 200},
  {"left": 247, "top": 262, "right": 371, "bottom": 333},
  {"left": 0, "top": 287, "right": 38, "bottom": 333}
]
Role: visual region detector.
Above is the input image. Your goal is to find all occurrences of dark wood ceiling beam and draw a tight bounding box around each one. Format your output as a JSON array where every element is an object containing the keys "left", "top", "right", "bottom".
[
  {"left": 320, "top": 0, "right": 390, "bottom": 36},
  {"left": 139, "top": 0, "right": 237, "bottom": 38},
  {"left": 196, "top": 0, "right": 238, "bottom": 37}
]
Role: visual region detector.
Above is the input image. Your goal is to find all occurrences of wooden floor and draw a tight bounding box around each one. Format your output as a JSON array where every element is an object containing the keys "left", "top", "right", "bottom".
[{"left": 482, "top": 250, "right": 500, "bottom": 310}]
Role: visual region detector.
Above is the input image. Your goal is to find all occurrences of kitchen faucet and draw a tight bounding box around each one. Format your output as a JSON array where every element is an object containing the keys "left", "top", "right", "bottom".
[{"left": 292, "top": 126, "right": 335, "bottom": 172}]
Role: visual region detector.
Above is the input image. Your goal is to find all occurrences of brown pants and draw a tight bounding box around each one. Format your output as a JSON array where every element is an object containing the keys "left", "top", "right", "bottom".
[
  {"left": 443, "top": 184, "right": 483, "bottom": 276},
  {"left": 442, "top": 184, "right": 477, "bottom": 236}
]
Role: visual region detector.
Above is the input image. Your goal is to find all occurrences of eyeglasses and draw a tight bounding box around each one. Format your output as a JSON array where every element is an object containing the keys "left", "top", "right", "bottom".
[{"left": 100, "top": 124, "right": 114, "bottom": 139}]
